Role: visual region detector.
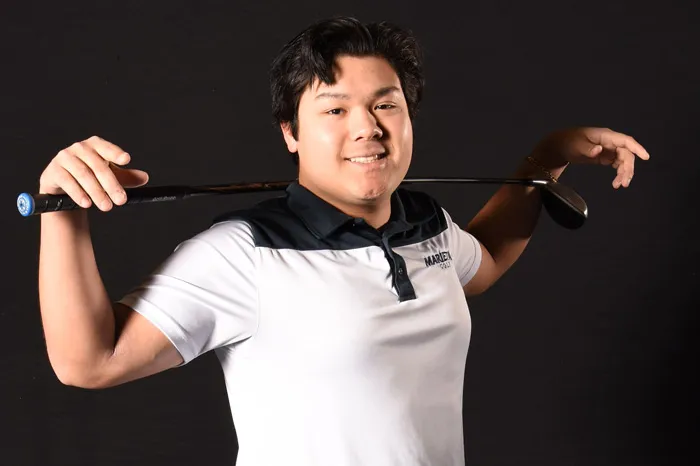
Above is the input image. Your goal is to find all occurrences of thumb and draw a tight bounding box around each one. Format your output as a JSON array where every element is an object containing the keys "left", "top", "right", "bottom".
[
  {"left": 567, "top": 137, "right": 603, "bottom": 163},
  {"left": 111, "top": 165, "right": 150, "bottom": 188},
  {"left": 574, "top": 134, "right": 603, "bottom": 159},
  {"left": 588, "top": 143, "right": 604, "bottom": 157}
]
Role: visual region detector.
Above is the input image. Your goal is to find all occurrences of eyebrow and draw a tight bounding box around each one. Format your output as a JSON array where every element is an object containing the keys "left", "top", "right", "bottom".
[{"left": 314, "top": 85, "right": 401, "bottom": 101}]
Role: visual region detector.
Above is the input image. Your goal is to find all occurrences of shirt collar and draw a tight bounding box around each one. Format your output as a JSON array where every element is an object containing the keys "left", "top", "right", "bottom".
[{"left": 286, "top": 180, "right": 412, "bottom": 239}]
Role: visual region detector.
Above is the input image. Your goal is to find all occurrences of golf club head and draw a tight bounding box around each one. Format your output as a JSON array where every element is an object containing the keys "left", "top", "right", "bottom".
[{"left": 538, "top": 180, "right": 588, "bottom": 229}]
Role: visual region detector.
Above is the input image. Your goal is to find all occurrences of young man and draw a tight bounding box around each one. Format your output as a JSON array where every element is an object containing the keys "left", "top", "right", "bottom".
[{"left": 37, "top": 16, "right": 649, "bottom": 466}]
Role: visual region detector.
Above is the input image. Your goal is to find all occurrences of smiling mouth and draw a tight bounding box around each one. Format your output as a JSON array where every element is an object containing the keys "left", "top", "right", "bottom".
[{"left": 345, "top": 153, "right": 388, "bottom": 164}]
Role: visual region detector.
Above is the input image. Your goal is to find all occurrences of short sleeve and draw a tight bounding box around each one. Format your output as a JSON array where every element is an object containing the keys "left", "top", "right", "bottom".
[
  {"left": 117, "top": 220, "right": 258, "bottom": 365},
  {"left": 442, "top": 208, "right": 483, "bottom": 287}
]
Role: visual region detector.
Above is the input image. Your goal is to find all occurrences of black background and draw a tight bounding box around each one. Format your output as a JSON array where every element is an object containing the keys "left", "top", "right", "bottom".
[{"left": 2, "top": 0, "right": 698, "bottom": 465}]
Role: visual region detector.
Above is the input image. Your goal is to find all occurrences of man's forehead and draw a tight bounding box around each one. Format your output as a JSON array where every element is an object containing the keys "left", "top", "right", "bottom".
[
  {"left": 308, "top": 79, "right": 403, "bottom": 100},
  {"left": 312, "top": 85, "right": 403, "bottom": 102}
]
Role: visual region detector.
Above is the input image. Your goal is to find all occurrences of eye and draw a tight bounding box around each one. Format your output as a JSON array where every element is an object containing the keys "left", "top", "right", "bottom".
[
  {"left": 375, "top": 103, "right": 396, "bottom": 110},
  {"left": 326, "top": 108, "right": 344, "bottom": 115}
]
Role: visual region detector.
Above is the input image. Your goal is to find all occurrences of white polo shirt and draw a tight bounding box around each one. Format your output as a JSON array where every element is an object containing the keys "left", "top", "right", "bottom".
[{"left": 118, "top": 180, "right": 482, "bottom": 466}]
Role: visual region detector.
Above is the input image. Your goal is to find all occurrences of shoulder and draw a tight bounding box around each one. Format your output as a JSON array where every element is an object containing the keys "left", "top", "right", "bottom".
[
  {"left": 385, "top": 188, "right": 450, "bottom": 247},
  {"left": 208, "top": 195, "right": 312, "bottom": 249},
  {"left": 396, "top": 187, "right": 448, "bottom": 228},
  {"left": 397, "top": 187, "right": 443, "bottom": 216},
  {"left": 211, "top": 195, "right": 290, "bottom": 226}
]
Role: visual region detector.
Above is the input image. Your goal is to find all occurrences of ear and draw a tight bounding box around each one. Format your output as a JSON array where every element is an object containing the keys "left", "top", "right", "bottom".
[{"left": 280, "top": 122, "right": 298, "bottom": 153}]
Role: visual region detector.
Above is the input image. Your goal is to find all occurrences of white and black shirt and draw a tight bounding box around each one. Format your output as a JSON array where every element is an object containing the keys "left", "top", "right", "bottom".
[{"left": 119, "top": 180, "right": 483, "bottom": 466}]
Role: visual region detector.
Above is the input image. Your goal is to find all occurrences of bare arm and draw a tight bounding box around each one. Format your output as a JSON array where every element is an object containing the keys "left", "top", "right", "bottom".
[
  {"left": 463, "top": 156, "right": 567, "bottom": 297},
  {"left": 37, "top": 137, "right": 182, "bottom": 389},
  {"left": 462, "top": 127, "right": 649, "bottom": 297}
]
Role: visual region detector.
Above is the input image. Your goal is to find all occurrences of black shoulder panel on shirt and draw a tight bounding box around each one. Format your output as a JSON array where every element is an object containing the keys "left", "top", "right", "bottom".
[
  {"left": 210, "top": 188, "right": 449, "bottom": 251},
  {"left": 391, "top": 188, "right": 449, "bottom": 248},
  {"left": 211, "top": 195, "right": 330, "bottom": 250}
]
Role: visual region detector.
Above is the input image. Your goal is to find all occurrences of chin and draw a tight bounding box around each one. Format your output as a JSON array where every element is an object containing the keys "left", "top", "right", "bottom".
[{"left": 351, "top": 181, "right": 393, "bottom": 203}]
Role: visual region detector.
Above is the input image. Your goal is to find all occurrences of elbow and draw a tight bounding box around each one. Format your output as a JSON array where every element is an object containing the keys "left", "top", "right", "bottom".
[
  {"left": 49, "top": 358, "right": 112, "bottom": 389},
  {"left": 54, "top": 371, "right": 85, "bottom": 388},
  {"left": 52, "top": 365, "right": 98, "bottom": 389}
]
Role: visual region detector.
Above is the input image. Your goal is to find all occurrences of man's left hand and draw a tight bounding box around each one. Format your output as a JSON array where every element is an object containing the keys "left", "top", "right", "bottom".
[{"left": 534, "top": 127, "right": 651, "bottom": 189}]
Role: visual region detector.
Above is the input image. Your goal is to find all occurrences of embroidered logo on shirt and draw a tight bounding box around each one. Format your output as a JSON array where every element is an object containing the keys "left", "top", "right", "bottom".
[{"left": 424, "top": 250, "right": 453, "bottom": 270}]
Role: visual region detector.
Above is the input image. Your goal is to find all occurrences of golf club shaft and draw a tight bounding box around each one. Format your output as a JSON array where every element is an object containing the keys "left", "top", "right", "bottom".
[{"left": 17, "top": 177, "right": 549, "bottom": 217}]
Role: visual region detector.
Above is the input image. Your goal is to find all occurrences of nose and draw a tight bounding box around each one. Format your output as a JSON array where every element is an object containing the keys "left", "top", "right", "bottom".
[{"left": 350, "top": 109, "right": 383, "bottom": 141}]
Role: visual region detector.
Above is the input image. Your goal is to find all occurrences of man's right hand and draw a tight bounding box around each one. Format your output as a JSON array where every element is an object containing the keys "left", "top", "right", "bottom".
[
  {"left": 38, "top": 135, "right": 150, "bottom": 211},
  {"left": 37, "top": 136, "right": 184, "bottom": 387}
]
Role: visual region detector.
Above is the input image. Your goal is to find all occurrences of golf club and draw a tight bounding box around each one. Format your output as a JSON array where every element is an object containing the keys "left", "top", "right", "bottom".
[{"left": 16, "top": 177, "right": 588, "bottom": 229}]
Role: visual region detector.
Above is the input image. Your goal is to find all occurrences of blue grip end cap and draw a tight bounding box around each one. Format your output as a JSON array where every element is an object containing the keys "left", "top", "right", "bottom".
[{"left": 17, "top": 193, "right": 35, "bottom": 217}]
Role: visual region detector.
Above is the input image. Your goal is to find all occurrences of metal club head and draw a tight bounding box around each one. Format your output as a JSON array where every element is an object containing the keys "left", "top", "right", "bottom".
[{"left": 537, "top": 179, "right": 588, "bottom": 229}]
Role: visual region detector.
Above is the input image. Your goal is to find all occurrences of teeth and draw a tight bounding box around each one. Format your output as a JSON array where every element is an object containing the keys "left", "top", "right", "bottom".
[{"left": 349, "top": 154, "right": 383, "bottom": 163}]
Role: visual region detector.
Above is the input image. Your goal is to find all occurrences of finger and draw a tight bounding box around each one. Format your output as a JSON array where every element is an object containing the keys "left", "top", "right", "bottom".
[
  {"left": 84, "top": 135, "right": 131, "bottom": 166},
  {"left": 619, "top": 148, "right": 636, "bottom": 188},
  {"left": 624, "top": 135, "right": 650, "bottom": 160},
  {"left": 612, "top": 147, "right": 636, "bottom": 189},
  {"left": 71, "top": 143, "right": 128, "bottom": 206},
  {"left": 599, "top": 130, "right": 650, "bottom": 160},
  {"left": 613, "top": 149, "right": 628, "bottom": 189},
  {"left": 49, "top": 166, "right": 93, "bottom": 208},
  {"left": 58, "top": 150, "right": 115, "bottom": 211}
]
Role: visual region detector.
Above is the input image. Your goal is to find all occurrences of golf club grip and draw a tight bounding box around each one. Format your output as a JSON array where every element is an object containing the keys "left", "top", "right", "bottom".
[{"left": 16, "top": 186, "right": 194, "bottom": 217}]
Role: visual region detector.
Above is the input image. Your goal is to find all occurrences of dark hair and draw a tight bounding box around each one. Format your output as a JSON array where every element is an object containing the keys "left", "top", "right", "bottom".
[{"left": 269, "top": 16, "right": 425, "bottom": 166}]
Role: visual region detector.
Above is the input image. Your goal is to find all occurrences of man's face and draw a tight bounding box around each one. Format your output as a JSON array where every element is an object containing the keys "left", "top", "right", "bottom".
[{"left": 282, "top": 55, "right": 413, "bottom": 214}]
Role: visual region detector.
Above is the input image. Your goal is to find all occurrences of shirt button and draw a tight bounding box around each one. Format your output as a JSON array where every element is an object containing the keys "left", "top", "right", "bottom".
[{"left": 398, "top": 268, "right": 405, "bottom": 275}]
